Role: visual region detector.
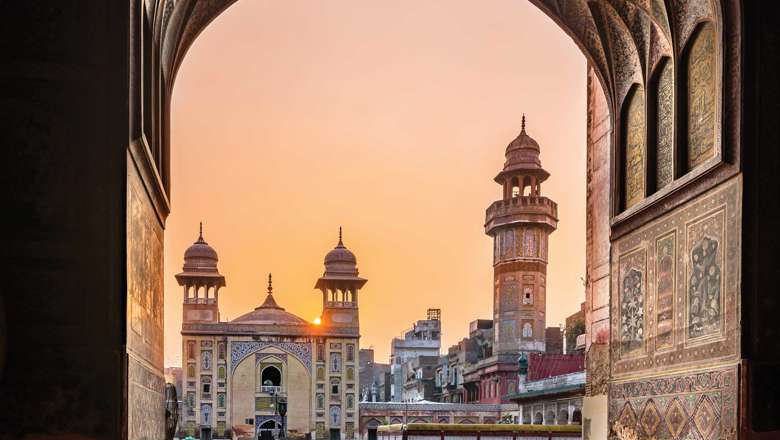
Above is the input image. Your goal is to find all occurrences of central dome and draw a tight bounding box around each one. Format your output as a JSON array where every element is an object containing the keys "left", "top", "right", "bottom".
[{"left": 231, "top": 274, "right": 308, "bottom": 326}]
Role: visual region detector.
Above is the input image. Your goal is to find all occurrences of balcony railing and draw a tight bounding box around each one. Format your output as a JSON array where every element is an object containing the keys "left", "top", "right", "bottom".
[
  {"left": 485, "top": 196, "right": 558, "bottom": 223},
  {"left": 260, "top": 385, "right": 282, "bottom": 394}
]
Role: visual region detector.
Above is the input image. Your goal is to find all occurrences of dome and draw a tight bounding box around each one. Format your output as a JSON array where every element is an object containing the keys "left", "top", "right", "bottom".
[
  {"left": 503, "top": 115, "right": 542, "bottom": 171},
  {"left": 231, "top": 274, "right": 308, "bottom": 326},
  {"left": 323, "top": 228, "right": 359, "bottom": 276},
  {"left": 182, "top": 223, "right": 219, "bottom": 272}
]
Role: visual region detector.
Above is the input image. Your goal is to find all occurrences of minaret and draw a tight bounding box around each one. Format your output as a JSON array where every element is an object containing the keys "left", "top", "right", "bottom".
[
  {"left": 314, "top": 227, "right": 367, "bottom": 330},
  {"left": 485, "top": 116, "right": 558, "bottom": 354},
  {"left": 176, "top": 223, "right": 226, "bottom": 323}
]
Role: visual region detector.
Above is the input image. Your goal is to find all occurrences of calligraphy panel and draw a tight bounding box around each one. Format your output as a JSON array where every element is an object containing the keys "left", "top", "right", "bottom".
[
  {"left": 624, "top": 87, "right": 646, "bottom": 209},
  {"left": 655, "top": 232, "right": 675, "bottom": 351},
  {"left": 686, "top": 22, "right": 717, "bottom": 169},
  {"left": 655, "top": 60, "right": 674, "bottom": 189}
]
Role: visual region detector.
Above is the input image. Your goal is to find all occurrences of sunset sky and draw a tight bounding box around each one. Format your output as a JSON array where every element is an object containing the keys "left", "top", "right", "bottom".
[{"left": 164, "top": 0, "right": 587, "bottom": 367}]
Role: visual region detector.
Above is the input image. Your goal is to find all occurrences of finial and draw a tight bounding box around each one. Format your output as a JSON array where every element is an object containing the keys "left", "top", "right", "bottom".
[
  {"left": 338, "top": 226, "right": 343, "bottom": 246},
  {"left": 267, "top": 273, "right": 273, "bottom": 295},
  {"left": 198, "top": 221, "right": 204, "bottom": 241},
  {"left": 521, "top": 114, "right": 526, "bottom": 132}
]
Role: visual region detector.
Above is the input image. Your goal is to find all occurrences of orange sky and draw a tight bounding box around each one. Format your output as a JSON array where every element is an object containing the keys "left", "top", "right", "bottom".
[{"left": 165, "top": 0, "right": 586, "bottom": 367}]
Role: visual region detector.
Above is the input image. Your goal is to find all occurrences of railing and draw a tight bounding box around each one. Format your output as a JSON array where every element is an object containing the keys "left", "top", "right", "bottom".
[
  {"left": 378, "top": 423, "right": 581, "bottom": 440},
  {"left": 261, "top": 385, "right": 282, "bottom": 394},
  {"left": 485, "top": 196, "right": 558, "bottom": 221}
]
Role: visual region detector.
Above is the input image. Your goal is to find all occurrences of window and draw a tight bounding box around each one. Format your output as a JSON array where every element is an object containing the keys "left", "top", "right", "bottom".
[
  {"left": 218, "top": 342, "right": 226, "bottom": 360},
  {"left": 202, "top": 405, "right": 211, "bottom": 425},
  {"left": 316, "top": 394, "right": 325, "bottom": 410},
  {"left": 523, "top": 287, "right": 533, "bottom": 305},
  {"left": 203, "top": 382, "right": 211, "bottom": 394},
  {"left": 346, "top": 344, "right": 355, "bottom": 362},
  {"left": 218, "top": 365, "right": 226, "bottom": 380},
  {"left": 346, "top": 394, "right": 354, "bottom": 409},
  {"left": 217, "top": 393, "right": 225, "bottom": 408},
  {"left": 201, "top": 350, "right": 212, "bottom": 370},
  {"left": 330, "top": 406, "right": 341, "bottom": 425},
  {"left": 261, "top": 365, "right": 282, "bottom": 390},
  {"left": 346, "top": 366, "right": 354, "bottom": 381},
  {"left": 317, "top": 343, "right": 325, "bottom": 361},
  {"left": 522, "top": 323, "right": 533, "bottom": 338},
  {"left": 246, "top": 418, "right": 254, "bottom": 425},
  {"left": 330, "top": 353, "right": 342, "bottom": 373},
  {"left": 331, "top": 379, "right": 340, "bottom": 395},
  {"left": 317, "top": 366, "right": 325, "bottom": 381},
  {"left": 187, "top": 363, "right": 195, "bottom": 378}
]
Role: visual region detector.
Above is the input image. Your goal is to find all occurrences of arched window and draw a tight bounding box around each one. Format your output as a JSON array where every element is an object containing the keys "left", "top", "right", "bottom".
[
  {"left": 558, "top": 409, "right": 569, "bottom": 425},
  {"left": 201, "top": 351, "right": 212, "bottom": 370},
  {"left": 330, "top": 406, "right": 341, "bottom": 425},
  {"left": 316, "top": 394, "right": 324, "bottom": 410},
  {"left": 346, "top": 366, "right": 355, "bottom": 381},
  {"left": 261, "top": 365, "right": 282, "bottom": 388},
  {"left": 346, "top": 394, "right": 354, "bottom": 409},
  {"left": 545, "top": 410, "right": 556, "bottom": 425},
  {"left": 331, "top": 353, "right": 342, "bottom": 373},
  {"left": 523, "top": 287, "right": 533, "bottom": 305},
  {"left": 217, "top": 393, "right": 225, "bottom": 408},
  {"left": 346, "top": 344, "right": 355, "bottom": 362},
  {"left": 571, "top": 409, "right": 582, "bottom": 425},
  {"left": 201, "top": 404, "right": 211, "bottom": 425},
  {"left": 187, "top": 363, "right": 195, "bottom": 378},
  {"left": 534, "top": 412, "right": 543, "bottom": 424},
  {"left": 218, "top": 343, "right": 226, "bottom": 360},
  {"left": 522, "top": 323, "right": 533, "bottom": 338},
  {"left": 218, "top": 365, "right": 226, "bottom": 380}
]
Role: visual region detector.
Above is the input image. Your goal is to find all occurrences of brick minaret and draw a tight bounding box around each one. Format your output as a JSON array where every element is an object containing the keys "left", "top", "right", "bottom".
[{"left": 486, "top": 116, "right": 558, "bottom": 354}]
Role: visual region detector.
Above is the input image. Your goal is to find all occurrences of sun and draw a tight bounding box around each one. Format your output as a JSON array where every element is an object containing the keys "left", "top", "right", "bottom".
[{"left": 313, "top": 317, "right": 322, "bottom": 325}]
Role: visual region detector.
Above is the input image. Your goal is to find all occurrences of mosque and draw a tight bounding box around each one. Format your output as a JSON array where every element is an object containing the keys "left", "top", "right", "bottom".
[{"left": 178, "top": 227, "right": 365, "bottom": 440}]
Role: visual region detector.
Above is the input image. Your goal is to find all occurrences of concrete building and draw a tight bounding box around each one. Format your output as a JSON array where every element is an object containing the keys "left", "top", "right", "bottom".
[
  {"left": 178, "top": 227, "right": 366, "bottom": 440},
  {"left": 358, "top": 349, "right": 390, "bottom": 403},
  {"left": 389, "top": 311, "right": 441, "bottom": 401},
  {"left": 544, "top": 327, "right": 563, "bottom": 355},
  {"left": 400, "top": 355, "right": 440, "bottom": 402}
]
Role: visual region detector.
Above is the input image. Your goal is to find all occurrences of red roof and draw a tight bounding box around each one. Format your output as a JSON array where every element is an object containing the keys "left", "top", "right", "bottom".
[{"left": 527, "top": 353, "right": 584, "bottom": 381}]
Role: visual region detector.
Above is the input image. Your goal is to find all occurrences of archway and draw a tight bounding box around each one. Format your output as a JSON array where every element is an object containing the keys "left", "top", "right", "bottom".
[
  {"left": 261, "top": 365, "right": 282, "bottom": 390},
  {"left": 0, "top": 1, "right": 761, "bottom": 440}
]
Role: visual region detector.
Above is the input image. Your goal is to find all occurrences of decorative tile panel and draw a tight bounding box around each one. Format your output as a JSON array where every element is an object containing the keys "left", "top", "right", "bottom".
[
  {"left": 231, "top": 341, "right": 311, "bottom": 372},
  {"left": 609, "top": 365, "right": 737, "bottom": 440},
  {"left": 611, "top": 177, "right": 740, "bottom": 377}
]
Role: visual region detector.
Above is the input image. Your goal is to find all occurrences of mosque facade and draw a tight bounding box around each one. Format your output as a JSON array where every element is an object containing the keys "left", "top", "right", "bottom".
[{"left": 179, "top": 227, "right": 365, "bottom": 440}]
